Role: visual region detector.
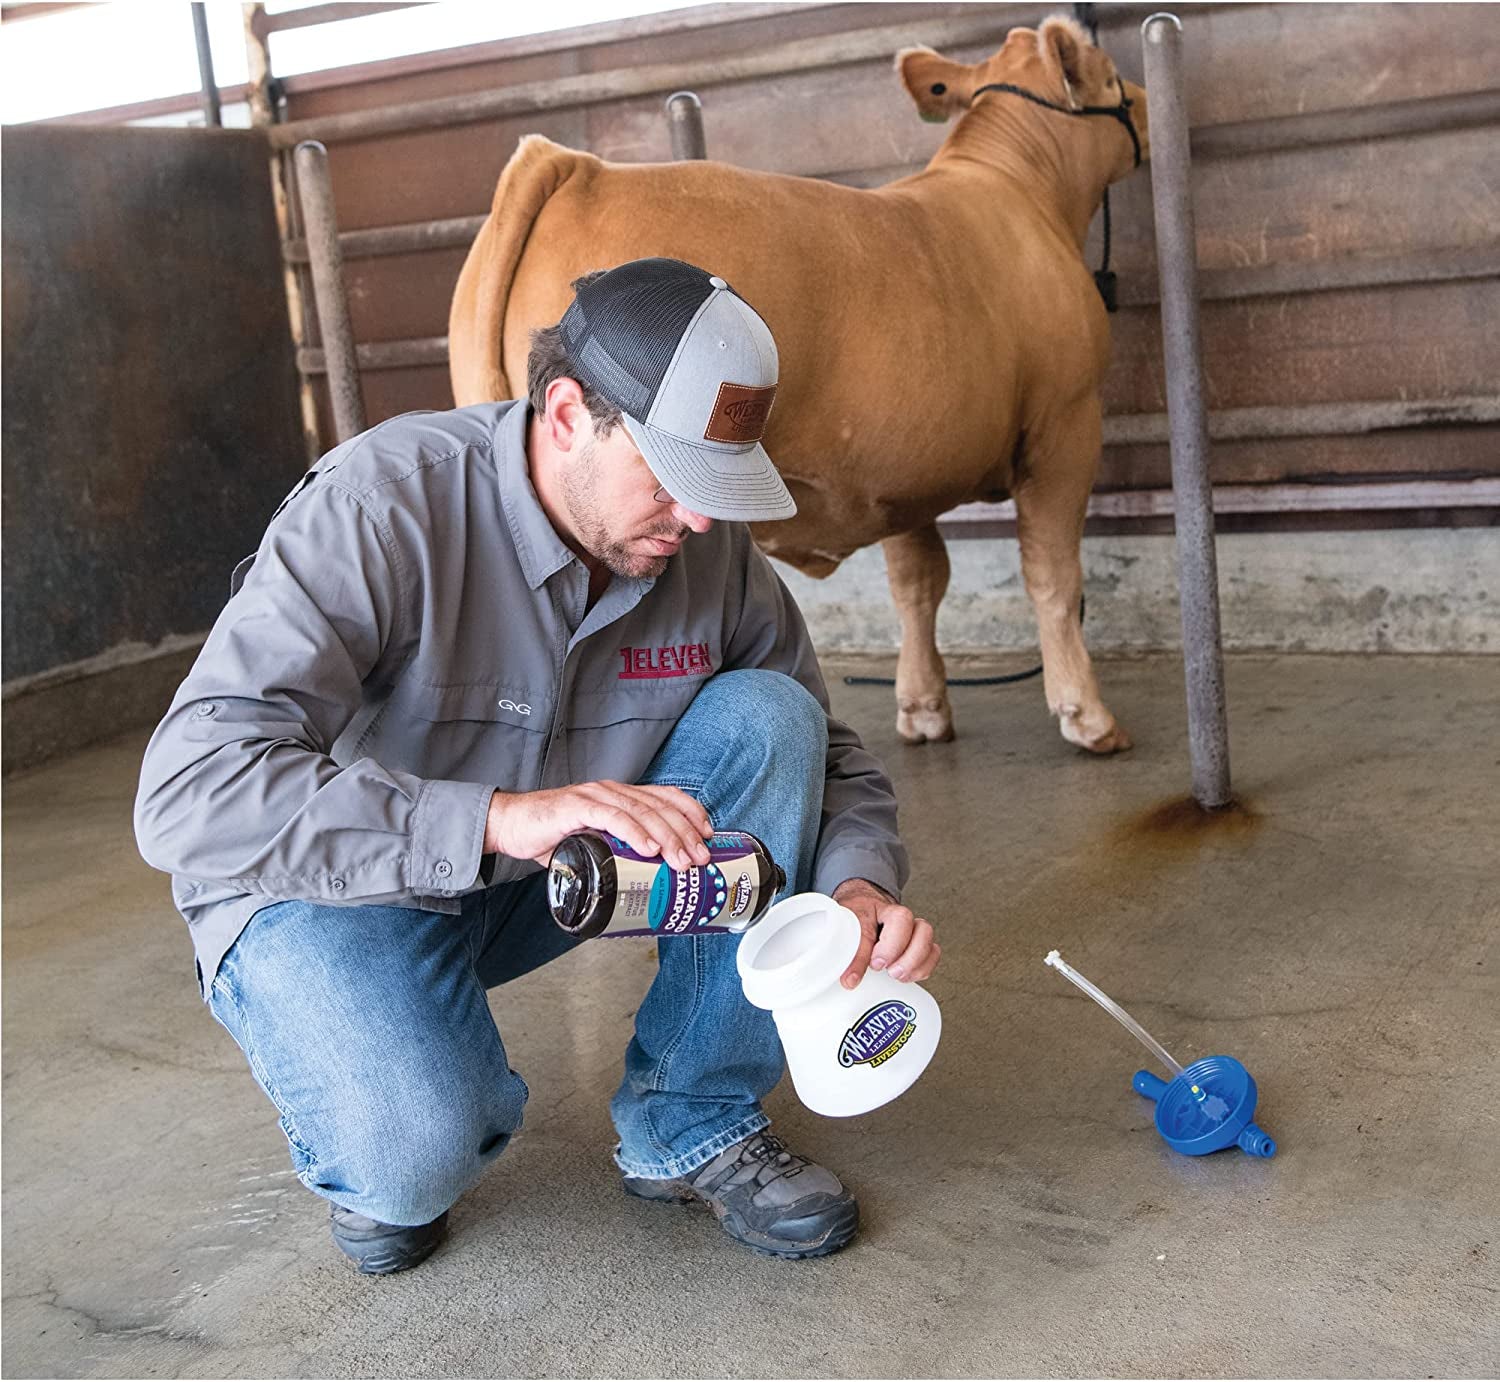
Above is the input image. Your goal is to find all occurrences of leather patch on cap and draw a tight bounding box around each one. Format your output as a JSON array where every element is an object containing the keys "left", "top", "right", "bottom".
[{"left": 704, "top": 381, "right": 776, "bottom": 445}]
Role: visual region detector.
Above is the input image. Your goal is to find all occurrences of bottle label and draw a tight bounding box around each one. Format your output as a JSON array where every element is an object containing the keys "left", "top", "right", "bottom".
[
  {"left": 838, "top": 1001, "right": 918, "bottom": 1069},
  {"left": 603, "top": 832, "right": 766, "bottom": 937}
]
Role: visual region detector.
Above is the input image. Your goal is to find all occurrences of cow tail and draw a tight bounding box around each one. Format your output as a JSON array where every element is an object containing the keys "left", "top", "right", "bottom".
[{"left": 449, "top": 135, "right": 579, "bottom": 405}]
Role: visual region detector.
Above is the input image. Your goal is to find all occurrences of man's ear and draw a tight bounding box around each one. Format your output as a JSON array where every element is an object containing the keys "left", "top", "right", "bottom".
[
  {"left": 895, "top": 46, "right": 978, "bottom": 124},
  {"left": 1038, "top": 15, "right": 1089, "bottom": 107},
  {"left": 542, "top": 377, "right": 591, "bottom": 452}
]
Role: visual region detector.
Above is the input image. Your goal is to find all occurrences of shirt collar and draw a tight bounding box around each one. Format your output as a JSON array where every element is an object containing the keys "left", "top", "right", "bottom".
[{"left": 497, "top": 400, "right": 581, "bottom": 591}]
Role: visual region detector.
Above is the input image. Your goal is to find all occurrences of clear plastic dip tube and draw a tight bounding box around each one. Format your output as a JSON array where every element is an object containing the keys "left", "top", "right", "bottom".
[{"left": 1044, "top": 949, "right": 1184, "bottom": 1077}]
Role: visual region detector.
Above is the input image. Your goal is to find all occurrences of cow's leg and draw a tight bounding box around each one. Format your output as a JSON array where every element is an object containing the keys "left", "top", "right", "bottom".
[
  {"left": 882, "top": 525, "right": 954, "bottom": 743},
  {"left": 1014, "top": 399, "right": 1131, "bottom": 753}
]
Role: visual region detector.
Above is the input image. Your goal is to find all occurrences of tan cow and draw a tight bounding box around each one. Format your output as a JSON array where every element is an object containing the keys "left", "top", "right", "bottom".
[{"left": 450, "top": 16, "right": 1148, "bottom": 752}]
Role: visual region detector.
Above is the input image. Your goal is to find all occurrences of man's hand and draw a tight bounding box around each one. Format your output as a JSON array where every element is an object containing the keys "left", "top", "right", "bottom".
[
  {"left": 485, "top": 782, "right": 714, "bottom": 869},
  {"left": 832, "top": 878, "right": 940, "bottom": 990}
]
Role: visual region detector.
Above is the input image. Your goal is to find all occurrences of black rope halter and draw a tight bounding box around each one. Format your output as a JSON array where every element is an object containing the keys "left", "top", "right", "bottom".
[
  {"left": 958, "top": 0, "right": 1139, "bottom": 313},
  {"left": 962, "top": 74, "right": 1139, "bottom": 314},
  {"left": 967, "top": 78, "right": 1141, "bottom": 169}
]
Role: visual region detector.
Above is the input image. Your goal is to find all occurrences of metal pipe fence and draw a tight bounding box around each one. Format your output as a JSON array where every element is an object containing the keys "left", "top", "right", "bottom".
[{"left": 248, "top": 1, "right": 1497, "bottom": 534}]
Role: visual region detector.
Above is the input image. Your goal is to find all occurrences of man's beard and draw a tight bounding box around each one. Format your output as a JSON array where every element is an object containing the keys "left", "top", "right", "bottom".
[{"left": 564, "top": 440, "right": 687, "bottom": 580}]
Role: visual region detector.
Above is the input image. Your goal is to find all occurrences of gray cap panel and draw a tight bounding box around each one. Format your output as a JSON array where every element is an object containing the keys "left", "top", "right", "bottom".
[{"left": 649, "top": 289, "right": 779, "bottom": 449}]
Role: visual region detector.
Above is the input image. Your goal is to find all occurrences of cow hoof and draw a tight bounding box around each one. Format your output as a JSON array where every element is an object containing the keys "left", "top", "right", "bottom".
[
  {"left": 1057, "top": 704, "right": 1132, "bottom": 754},
  {"left": 897, "top": 701, "right": 955, "bottom": 744}
]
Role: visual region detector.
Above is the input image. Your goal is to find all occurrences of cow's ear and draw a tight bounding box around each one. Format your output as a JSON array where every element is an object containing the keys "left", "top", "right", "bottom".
[
  {"left": 896, "top": 46, "right": 976, "bottom": 123},
  {"left": 1038, "top": 16, "right": 1090, "bottom": 108}
]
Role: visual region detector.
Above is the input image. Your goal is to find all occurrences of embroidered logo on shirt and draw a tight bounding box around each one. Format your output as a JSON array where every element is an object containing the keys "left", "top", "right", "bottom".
[
  {"left": 618, "top": 642, "right": 713, "bottom": 680},
  {"left": 497, "top": 698, "right": 532, "bottom": 715}
]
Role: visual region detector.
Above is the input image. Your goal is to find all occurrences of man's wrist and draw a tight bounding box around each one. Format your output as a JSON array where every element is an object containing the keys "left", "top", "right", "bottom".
[
  {"left": 834, "top": 876, "right": 895, "bottom": 904},
  {"left": 483, "top": 788, "right": 511, "bottom": 857}
]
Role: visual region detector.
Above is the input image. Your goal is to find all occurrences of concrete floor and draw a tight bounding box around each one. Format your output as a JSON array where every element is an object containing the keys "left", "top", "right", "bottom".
[{"left": 3, "top": 653, "right": 1497, "bottom": 1378}]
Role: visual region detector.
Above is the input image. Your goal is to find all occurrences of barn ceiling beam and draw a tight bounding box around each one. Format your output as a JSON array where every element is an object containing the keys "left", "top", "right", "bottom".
[
  {"left": 266, "top": 8, "right": 1106, "bottom": 149},
  {"left": 249, "top": 3, "right": 429, "bottom": 40}
]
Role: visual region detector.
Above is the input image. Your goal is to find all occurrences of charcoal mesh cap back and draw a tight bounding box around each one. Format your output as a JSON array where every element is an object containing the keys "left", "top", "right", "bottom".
[
  {"left": 560, "top": 260, "right": 720, "bottom": 419},
  {"left": 554, "top": 257, "right": 796, "bottom": 523}
]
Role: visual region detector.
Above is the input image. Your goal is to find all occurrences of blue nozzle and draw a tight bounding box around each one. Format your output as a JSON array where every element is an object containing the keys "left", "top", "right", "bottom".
[
  {"left": 1133, "top": 1056, "right": 1277, "bottom": 1158},
  {"left": 1237, "top": 1123, "right": 1277, "bottom": 1158}
]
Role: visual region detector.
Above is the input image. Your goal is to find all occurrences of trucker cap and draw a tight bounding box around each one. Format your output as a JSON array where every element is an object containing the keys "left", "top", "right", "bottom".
[{"left": 558, "top": 258, "right": 796, "bottom": 522}]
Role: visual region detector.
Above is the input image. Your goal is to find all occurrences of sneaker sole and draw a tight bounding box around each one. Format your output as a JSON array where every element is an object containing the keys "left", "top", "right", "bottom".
[
  {"left": 346, "top": 1242, "right": 443, "bottom": 1275},
  {"left": 622, "top": 1178, "right": 859, "bottom": 1260}
]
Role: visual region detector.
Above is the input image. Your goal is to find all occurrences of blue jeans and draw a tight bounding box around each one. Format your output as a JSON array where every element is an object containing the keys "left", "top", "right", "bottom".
[{"left": 207, "top": 670, "right": 827, "bottom": 1226}]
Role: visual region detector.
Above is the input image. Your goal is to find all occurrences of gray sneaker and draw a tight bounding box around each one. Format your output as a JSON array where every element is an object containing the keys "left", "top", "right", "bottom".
[
  {"left": 329, "top": 1203, "right": 448, "bottom": 1275},
  {"left": 622, "top": 1130, "right": 859, "bottom": 1258}
]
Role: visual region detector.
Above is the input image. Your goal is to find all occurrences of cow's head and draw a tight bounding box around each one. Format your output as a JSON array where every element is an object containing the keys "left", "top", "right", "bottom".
[{"left": 896, "top": 16, "right": 1149, "bottom": 185}]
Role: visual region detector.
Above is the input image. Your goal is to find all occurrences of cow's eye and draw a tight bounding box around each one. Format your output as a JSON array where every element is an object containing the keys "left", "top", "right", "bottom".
[{"left": 930, "top": 82, "right": 947, "bottom": 96}]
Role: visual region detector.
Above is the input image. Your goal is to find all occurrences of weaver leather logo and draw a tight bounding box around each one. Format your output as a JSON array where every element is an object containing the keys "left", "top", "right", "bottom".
[
  {"left": 838, "top": 1001, "right": 918, "bottom": 1069},
  {"left": 725, "top": 398, "right": 771, "bottom": 429},
  {"left": 619, "top": 642, "right": 714, "bottom": 680},
  {"left": 729, "top": 873, "right": 755, "bottom": 918},
  {"left": 704, "top": 381, "right": 776, "bottom": 444}
]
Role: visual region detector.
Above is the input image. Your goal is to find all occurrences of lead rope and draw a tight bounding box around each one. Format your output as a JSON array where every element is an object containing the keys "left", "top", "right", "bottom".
[{"left": 1075, "top": 2, "right": 1119, "bottom": 312}]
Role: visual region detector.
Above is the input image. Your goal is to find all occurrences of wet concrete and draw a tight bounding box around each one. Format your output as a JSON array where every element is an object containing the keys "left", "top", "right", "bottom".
[{"left": 3, "top": 653, "right": 1496, "bottom": 1377}]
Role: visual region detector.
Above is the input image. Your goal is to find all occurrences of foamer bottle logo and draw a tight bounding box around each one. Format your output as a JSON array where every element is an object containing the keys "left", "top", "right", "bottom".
[{"left": 838, "top": 1001, "right": 918, "bottom": 1069}]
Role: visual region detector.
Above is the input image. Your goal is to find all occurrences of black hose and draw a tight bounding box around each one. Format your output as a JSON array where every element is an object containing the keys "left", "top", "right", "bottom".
[
  {"left": 842, "top": 597, "right": 1085, "bottom": 689},
  {"left": 843, "top": 664, "right": 1042, "bottom": 688}
]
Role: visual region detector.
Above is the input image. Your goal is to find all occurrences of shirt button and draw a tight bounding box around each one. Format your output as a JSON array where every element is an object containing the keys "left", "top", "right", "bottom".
[
  {"left": 330, "top": 878, "right": 345, "bottom": 893},
  {"left": 434, "top": 859, "right": 452, "bottom": 878},
  {"left": 441, "top": 889, "right": 455, "bottom": 899},
  {"left": 194, "top": 702, "right": 219, "bottom": 718}
]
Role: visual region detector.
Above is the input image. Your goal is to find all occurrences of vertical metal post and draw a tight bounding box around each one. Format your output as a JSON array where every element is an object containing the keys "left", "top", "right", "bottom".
[
  {"left": 1141, "top": 13, "right": 1232, "bottom": 808},
  {"left": 665, "top": 91, "right": 707, "bottom": 160},
  {"left": 243, "top": 2, "right": 322, "bottom": 461},
  {"left": 190, "top": 3, "right": 222, "bottom": 128},
  {"left": 294, "top": 140, "right": 366, "bottom": 442}
]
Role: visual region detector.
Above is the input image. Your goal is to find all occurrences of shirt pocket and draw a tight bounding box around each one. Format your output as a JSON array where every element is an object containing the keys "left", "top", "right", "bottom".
[
  {"left": 374, "top": 680, "right": 552, "bottom": 789},
  {"left": 561, "top": 677, "right": 706, "bottom": 786},
  {"left": 569, "top": 676, "right": 705, "bottom": 729}
]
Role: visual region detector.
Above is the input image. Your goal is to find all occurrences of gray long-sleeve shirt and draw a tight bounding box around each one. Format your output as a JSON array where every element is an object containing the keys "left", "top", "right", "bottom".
[{"left": 135, "top": 400, "right": 908, "bottom": 997}]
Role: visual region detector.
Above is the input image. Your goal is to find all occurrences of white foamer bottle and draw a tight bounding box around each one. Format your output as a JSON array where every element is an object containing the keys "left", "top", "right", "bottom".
[{"left": 736, "top": 892, "right": 941, "bottom": 1117}]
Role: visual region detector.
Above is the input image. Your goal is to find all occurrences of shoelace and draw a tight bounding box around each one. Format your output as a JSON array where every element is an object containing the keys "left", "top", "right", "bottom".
[{"left": 724, "top": 1132, "right": 807, "bottom": 1190}]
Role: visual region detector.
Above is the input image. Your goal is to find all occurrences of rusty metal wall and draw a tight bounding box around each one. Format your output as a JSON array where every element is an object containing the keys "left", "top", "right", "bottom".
[
  {"left": 265, "top": 1, "right": 1496, "bottom": 527},
  {"left": 2, "top": 126, "right": 303, "bottom": 723}
]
